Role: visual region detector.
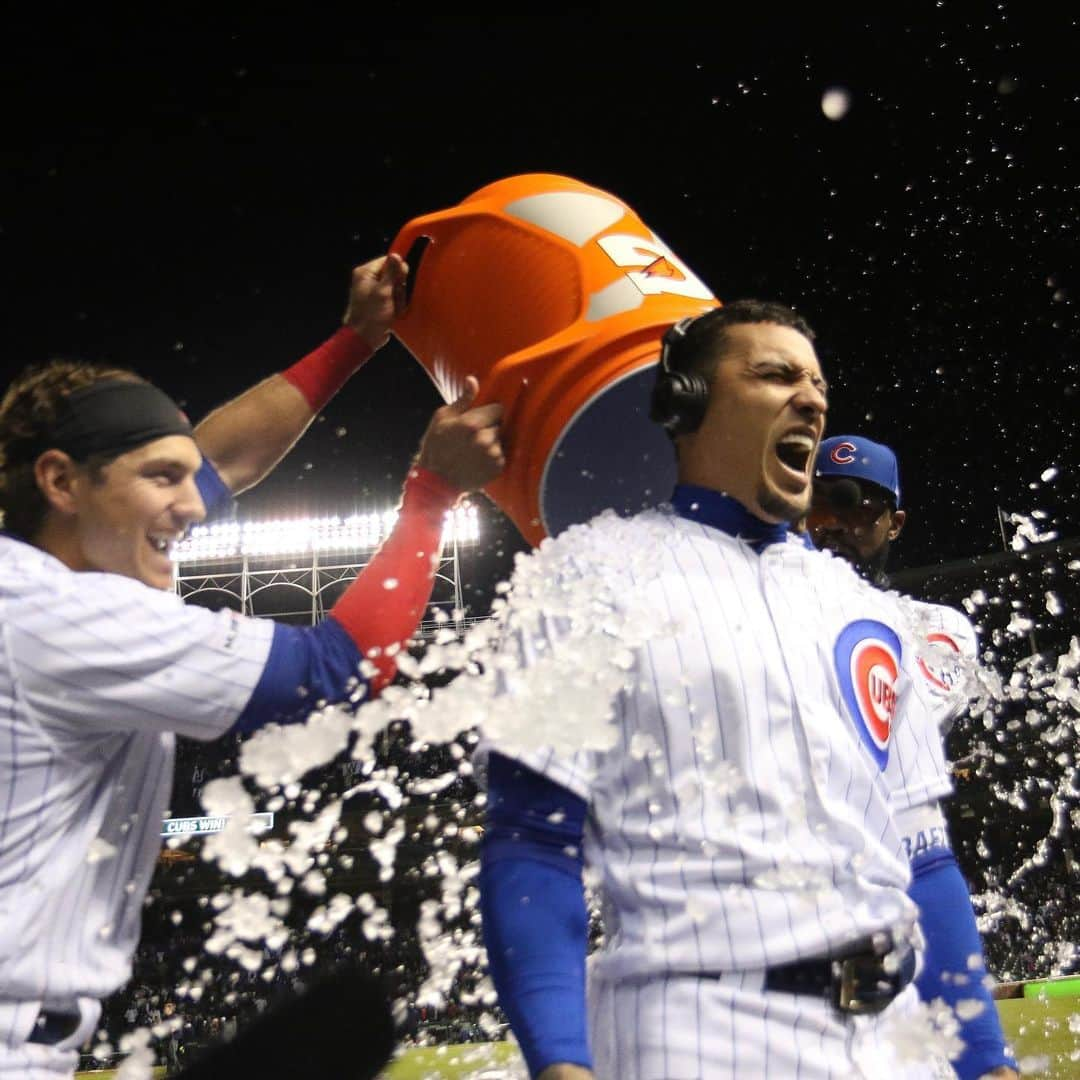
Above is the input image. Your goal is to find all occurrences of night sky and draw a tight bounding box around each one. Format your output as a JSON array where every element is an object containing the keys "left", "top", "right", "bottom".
[{"left": 3, "top": 9, "right": 1078, "bottom": 608}]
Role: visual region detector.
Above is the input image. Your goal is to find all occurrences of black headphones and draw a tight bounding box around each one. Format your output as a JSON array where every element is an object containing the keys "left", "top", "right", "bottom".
[{"left": 649, "top": 315, "right": 711, "bottom": 436}]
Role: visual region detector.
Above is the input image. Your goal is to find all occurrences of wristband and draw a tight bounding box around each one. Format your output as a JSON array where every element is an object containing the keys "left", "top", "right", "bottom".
[
  {"left": 329, "top": 467, "right": 459, "bottom": 692},
  {"left": 282, "top": 327, "right": 374, "bottom": 411}
]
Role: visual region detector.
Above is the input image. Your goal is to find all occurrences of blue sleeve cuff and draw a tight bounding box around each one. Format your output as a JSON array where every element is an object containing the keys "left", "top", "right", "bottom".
[
  {"left": 910, "top": 846, "right": 1017, "bottom": 1080},
  {"left": 233, "top": 617, "right": 366, "bottom": 735},
  {"left": 196, "top": 457, "right": 235, "bottom": 518},
  {"left": 481, "top": 754, "right": 591, "bottom": 1077}
]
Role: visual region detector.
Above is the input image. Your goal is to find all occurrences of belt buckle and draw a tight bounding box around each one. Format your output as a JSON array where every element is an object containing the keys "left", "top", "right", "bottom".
[{"left": 833, "top": 954, "right": 895, "bottom": 1016}]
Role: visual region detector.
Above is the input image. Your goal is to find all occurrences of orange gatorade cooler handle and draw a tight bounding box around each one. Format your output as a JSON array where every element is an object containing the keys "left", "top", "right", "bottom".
[{"left": 390, "top": 173, "right": 720, "bottom": 546}]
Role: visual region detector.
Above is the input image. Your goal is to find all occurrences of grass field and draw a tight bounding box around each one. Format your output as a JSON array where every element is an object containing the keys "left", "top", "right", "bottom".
[
  {"left": 997, "top": 995, "right": 1080, "bottom": 1079},
  {"left": 380, "top": 1041, "right": 523, "bottom": 1079},
  {"left": 75, "top": 994, "right": 1080, "bottom": 1079}
]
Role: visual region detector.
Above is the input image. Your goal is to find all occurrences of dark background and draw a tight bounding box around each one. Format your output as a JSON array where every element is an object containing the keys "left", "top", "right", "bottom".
[
  {"left": 5, "top": 12, "right": 1078, "bottom": 1058},
  {"left": 3, "top": 9, "right": 1078, "bottom": 602}
]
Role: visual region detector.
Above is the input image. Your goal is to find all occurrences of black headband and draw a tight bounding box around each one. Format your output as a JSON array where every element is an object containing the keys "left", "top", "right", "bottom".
[{"left": 6, "top": 380, "right": 194, "bottom": 466}]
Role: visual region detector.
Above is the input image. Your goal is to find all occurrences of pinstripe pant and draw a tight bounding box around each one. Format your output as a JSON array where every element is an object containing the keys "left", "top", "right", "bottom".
[{"left": 588, "top": 972, "right": 945, "bottom": 1079}]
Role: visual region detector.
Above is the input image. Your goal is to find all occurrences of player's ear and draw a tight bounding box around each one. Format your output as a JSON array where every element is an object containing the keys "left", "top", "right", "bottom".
[
  {"left": 34, "top": 449, "right": 83, "bottom": 516},
  {"left": 888, "top": 508, "right": 906, "bottom": 541}
]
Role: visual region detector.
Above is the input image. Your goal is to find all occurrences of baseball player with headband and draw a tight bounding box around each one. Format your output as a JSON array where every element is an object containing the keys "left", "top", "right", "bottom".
[
  {"left": 0, "top": 253, "right": 504, "bottom": 1079},
  {"left": 808, "top": 436, "right": 1017, "bottom": 1079},
  {"left": 477, "top": 302, "right": 951, "bottom": 1079}
]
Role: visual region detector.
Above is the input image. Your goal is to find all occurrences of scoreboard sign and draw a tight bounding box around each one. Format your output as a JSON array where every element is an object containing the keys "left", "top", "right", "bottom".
[{"left": 161, "top": 812, "right": 274, "bottom": 838}]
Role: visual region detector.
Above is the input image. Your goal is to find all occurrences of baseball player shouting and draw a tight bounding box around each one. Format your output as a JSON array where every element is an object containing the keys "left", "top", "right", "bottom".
[
  {"left": 0, "top": 254, "right": 504, "bottom": 1079},
  {"left": 476, "top": 302, "right": 963, "bottom": 1079},
  {"left": 809, "top": 435, "right": 1017, "bottom": 1080}
]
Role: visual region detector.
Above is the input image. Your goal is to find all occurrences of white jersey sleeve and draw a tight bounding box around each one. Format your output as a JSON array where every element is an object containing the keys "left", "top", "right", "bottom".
[
  {"left": 886, "top": 597, "right": 980, "bottom": 811},
  {"left": 473, "top": 542, "right": 631, "bottom": 802},
  {"left": 6, "top": 562, "right": 273, "bottom": 741},
  {"left": 476, "top": 614, "right": 601, "bottom": 801},
  {"left": 472, "top": 512, "right": 678, "bottom": 801}
]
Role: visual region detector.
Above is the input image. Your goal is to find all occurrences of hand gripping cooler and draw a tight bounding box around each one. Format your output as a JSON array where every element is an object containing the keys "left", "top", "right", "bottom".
[{"left": 390, "top": 173, "right": 720, "bottom": 546}]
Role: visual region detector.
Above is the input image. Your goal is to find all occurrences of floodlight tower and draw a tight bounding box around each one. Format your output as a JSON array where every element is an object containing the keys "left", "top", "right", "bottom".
[{"left": 172, "top": 503, "right": 481, "bottom": 634}]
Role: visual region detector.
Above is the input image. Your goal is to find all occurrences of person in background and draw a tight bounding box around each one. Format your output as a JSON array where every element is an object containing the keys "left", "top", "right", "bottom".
[
  {"left": 0, "top": 252, "right": 504, "bottom": 1079},
  {"left": 808, "top": 434, "right": 1017, "bottom": 1080},
  {"left": 477, "top": 304, "right": 938, "bottom": 1079}
]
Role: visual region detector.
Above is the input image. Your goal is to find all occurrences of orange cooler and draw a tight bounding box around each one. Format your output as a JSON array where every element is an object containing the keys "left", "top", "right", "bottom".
[{"left": 390, "top": 173, "right": 719, "bottom": 546}]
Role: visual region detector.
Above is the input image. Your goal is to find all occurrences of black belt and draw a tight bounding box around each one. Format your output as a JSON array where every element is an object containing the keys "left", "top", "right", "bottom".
[
  {"left": 762, "top": 938, "right": 916, "bottom": 1015},
  {"left": 26, "top": 1009, "right": 82, "bottom": 1045}
]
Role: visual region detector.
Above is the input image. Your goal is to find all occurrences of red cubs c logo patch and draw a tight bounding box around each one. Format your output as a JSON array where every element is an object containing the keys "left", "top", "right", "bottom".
[
  {"left": 917, "top": 631, "right": 962, "bottom": 691},
  {"left": 835, "top": 620, "right": 902, "bottom": 769},
  {"left": 830, "top": 441, "right": 857, "bottom": 464}
]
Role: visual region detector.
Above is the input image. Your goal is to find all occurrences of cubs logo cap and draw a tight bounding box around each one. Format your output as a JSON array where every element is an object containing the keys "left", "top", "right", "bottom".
[{"left": 815, "top": 435, "right": 901, "bottom": 507}]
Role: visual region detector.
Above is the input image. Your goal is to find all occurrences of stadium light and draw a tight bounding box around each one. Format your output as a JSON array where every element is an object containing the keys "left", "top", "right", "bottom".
[{"left": 173, "top": 503, "right": 480, "bottom": 563}]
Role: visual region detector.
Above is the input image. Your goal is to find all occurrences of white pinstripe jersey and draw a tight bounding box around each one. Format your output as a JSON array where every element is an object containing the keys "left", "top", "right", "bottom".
[
  {"left": 886, "top": 597, "right": 978, "bottom": 813},
  {"left": 0, "top": 535, "right": 271, "bottom": 1031},
  {"left": 483, "top": 508, "right": 923, "bottom": 982}
]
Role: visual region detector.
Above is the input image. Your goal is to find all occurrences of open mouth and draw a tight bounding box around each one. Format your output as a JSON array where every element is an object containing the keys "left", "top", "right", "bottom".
[
  {"left": 775, "top": 432, "right": 815, "bottom": 475},
  {"left": 147, "top": 533, "right": 175, "bottom": 558}
]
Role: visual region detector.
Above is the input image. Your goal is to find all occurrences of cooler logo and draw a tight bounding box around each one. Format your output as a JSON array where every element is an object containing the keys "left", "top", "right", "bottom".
[
  {"left": 834, "top": 620, "right": 902, "bottom": 769},
  {"left": 917, "top": 631, "right": 962, "bottom": 692},
  {"left": 596, "top": 232, "right": 714, "bottom": 300},
  {"left": 830, "top": 441, "right": 857, "bottom": 464}
]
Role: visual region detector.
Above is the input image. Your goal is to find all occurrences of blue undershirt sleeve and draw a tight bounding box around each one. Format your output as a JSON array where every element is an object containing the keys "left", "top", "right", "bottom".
[
  {"left": 480, "top": 752, "right": 591, "bottom": 1078},
  {"left": 233, "top": 617, "right": 366, "bottom": 735},
  {"left": 909, "top": 846, "right": 1017, "bottom": 1080},
  {"left": 195, "top": 457, "right": 234, "bottom": 518}
]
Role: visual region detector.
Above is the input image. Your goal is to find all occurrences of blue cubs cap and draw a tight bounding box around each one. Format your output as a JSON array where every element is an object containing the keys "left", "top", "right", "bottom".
[{"left": 815, "top": 435, "right": 901, "bottom": 507}]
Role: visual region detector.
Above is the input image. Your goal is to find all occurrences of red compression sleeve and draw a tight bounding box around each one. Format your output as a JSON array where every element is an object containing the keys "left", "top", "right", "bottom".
[
  {"left": 281, "top": 327, "right": 374, "bottom": 411},
  {"left": 329, "top": 467, "right": 458, "bottom": 694}
]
